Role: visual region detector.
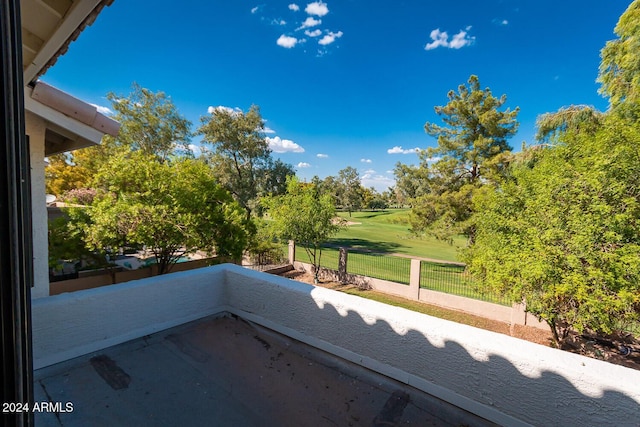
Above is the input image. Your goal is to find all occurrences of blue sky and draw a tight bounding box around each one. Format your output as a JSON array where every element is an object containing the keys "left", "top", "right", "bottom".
[{"left": 42, "top": 0, "right": 630, "bottom": 191}]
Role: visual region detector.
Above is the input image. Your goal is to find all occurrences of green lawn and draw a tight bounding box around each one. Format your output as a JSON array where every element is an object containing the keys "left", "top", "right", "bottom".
[
  {"left": 292, "top": 245, "right": 411, "bottom": 284},
  {"left": 291, "top": 211, "right": 509, "bottom": 305},
  {"left": 331, "top": 209, "right": 465, "bottom": 262},
  {"left": 293, "top": 245, "right": 341, "bottom": 270},
  {"left": 293, "top": 244, "right": 508, "bottom": 305}
]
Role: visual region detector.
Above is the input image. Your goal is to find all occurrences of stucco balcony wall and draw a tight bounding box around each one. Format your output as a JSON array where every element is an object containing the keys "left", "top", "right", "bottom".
[
  {"left": 32, "top": 264, "right": 640, "bottom": 426},
  {"left": 32, "top": 266, "right": 229, "bottom": 369}
]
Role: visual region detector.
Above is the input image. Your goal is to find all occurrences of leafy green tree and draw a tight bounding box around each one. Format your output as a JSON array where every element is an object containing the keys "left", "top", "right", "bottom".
[
  {"left": 381, "top": 187, "right": 401, "bottom": 208},
  {"left": 263, "top": 158, "right": 296, "bottom": 196},
  {"left": 535, "top": 105, "right": 603, "bottom": 143},
  {"left": 49, "top": 188, "right": 107, "bottom": 273},
  {"left": 392, "top": 162, "right": 430, "bottom": 203},
  {"left": 48, "top": 215, "right": 104, "bottom": 272},
  {"left": 45, "top": 153, "right": 92, "bottom": 196},
  {"left": 465, "top": 4, "right": 640, "bottom": 347},
  {"left": 49, "top": 144, "right": 118, "bottom": 193},
  {"left": 409, "top": 75, "right": 519, "bottom": 243},
  {"left": 104, "top": 83, "right": 192, "bottom": 160},
  {"left": 245, "top": 219, "right": 287, "bottom": 266},
  {"left": 423, "top": 75, "right": 518, "bottom": 183},
  {"left": 360, "top": 186, "right": 387, "bottom": 210},
  {"left": 598, "top": 0, "right": 640, "bottom": 111},
  {"left": 45, "top": 84, "right": 194, "bottom": 195},
  {"left": 465, "top": 116, "right": 640, "bottom": 346},
  {"left": 317, "top": 175, "right": 340, "bottom": 206},
  {"left": 337, "top": 166, "right": 363, "bottom": 217},
  {"left": 361, "top": 187, "right": 374, "bottom": 210},
  {"left": 84, "top": 152, "right": 248, "bottom": 274},
  {"left": 368, "top": 196, "right": 387, "bottom": 211},
  {"left": 265, "top": 177, "right": 343, "bottom": 283},
  {"left": 198, "top": 105, "right": 294, "bottom": 219}
]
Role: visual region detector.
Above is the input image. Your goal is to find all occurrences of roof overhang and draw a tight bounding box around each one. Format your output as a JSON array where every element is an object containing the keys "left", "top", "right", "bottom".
[
  {"left": 21, "top": 0, "right": 119, "bottom": 154},
  {"left": 25, "top": 81, "right": 119, "bottom": 155},
  {"left": 21, "top": 0, "right": 115, "bottom": 85}
]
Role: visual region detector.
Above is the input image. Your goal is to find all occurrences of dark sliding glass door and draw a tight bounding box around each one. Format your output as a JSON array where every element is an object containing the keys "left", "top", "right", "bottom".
[{"left": 1, "top": 0, "right": 34, "bottom": 425}]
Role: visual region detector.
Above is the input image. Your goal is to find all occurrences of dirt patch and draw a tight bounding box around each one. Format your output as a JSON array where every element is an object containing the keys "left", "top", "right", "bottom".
[
  {"left": 278, "top": 269, "right": 640, "bottom": 370},
  {"left": 333, "top": 217, "right": 361, "bottom": 226}
]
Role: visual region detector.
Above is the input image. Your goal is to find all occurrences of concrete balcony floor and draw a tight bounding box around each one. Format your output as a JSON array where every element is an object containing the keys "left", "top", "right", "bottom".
[{"left": 34, "top": 314, "right": 494, "bottom": 427}]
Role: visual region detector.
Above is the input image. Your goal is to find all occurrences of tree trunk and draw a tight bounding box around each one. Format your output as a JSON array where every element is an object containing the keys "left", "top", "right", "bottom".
[
  {"left": 471, "top": 163, "right": 478, "bottom": 181},
  {"left": 548, "top": 318, "right": 562, "bottom": 348},
  {"left": 467, "top": 225, "right": 476, "bottom": 246}
]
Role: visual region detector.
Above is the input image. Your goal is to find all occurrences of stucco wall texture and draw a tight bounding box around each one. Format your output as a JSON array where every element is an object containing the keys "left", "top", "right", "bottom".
[
  {"left": 25, "top": 112, "right": 49, "bottom": 299},
  {"left": 32, "top": 264, "right": 640, "bottom": 426}
]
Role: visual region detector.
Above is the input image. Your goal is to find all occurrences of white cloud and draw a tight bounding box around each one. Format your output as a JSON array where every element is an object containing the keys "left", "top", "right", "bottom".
[
  {"left": 273, "top": 19, "right": 287, "bottom": 26},
  {"left": 207, "top": 105, "right": 242, "bottom": 115},
  {"left": 277, "top": 34, "right": 299, "bottom": 48},
  {"left": 360, "top": 158, "right": 372, "bottom": 163},
  {"left": 266, "top": 136, "right": 305, "bottom": 153},
  {"left": 361, "top": 172, "right": 395, "bottom": 193},
  {"left": 318, "top": 30, "right": 343, "bottom": 45},
  {"left": 289, "top": 3, "right": 300, "bottom": 11},
  {"left": 251, "top": 6, "right": 259, "bottom": 14},
  {"left": 188, "top": 144, "right": 203, "bottom": 157},
  {"left": 425, "top": 29, "right": 449, "bottom": 50},
  {"left": 501, "top": 19, "right": 508, "bottom": 25},
  {"left": 425, "top": 156, "right": 442, "bottom": 163},
  {"left": 90, "top": 103, "right": 113, "bottom": 116},
  {"left": 298, "top": 16, "right": 321, "bottom": 29},
  {"left": 387, "top": 146, "right": 421, "bottom": 154},
  {"left": 449, "top": 30, "right": 474, "bottom": 49},
  {"left": 305, "top": 1, "right": 329, "bottom": 17},
  {"left": 425, "top": 27, "right": 475, "bottom": 50},
  {"left": 263, "top": 126, "right": 276, "bottom": 134},
  {"left": 297, "top": 162, "right": 312, "bottom": 168},
  {"left": 317, "top": 153, "right": 329, "bottom": 158},
  {"left": 305, "top": 29, "right": 322, "bottom": 37},
  {"left": 363, "top": 168, "right": 376, "bottom": 175}
]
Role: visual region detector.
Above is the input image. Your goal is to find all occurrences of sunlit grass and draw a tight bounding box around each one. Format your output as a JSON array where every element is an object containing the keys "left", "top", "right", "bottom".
[
  {"left": 332, "top": 209, "right": 465, "bottom": 262},
  {"left": 293, "top": 242, "right": 508, "bottom": 305},
  {"left": 289, "top": 208, "right": 510, "bottom": 305},
  {"left": 339, "top": 287, "right": 510, "bottom": 331}
]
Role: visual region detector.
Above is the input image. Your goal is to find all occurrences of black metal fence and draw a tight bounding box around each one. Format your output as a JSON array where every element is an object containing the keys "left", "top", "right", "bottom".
[
  {"left": 419, "top": 262, "right": 510, "bottom": 305},
  {"left": 294, "top": 245, "right": 340, "bottom": 270},
  {"left": 346, "top": 251, "right": 411, "bottom": 284},
  {"left": 294, "top": 243, "right": 510, "bottom": 306},
  {"left": 245, "top": 245, "right": 289, "bottom": 271}
]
